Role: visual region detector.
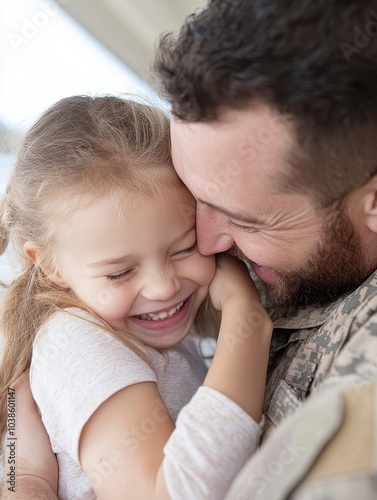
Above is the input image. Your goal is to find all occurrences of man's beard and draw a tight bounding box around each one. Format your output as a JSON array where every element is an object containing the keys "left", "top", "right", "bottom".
[{"left": 236, "top": 203, "right": 371, "bottom": 308}]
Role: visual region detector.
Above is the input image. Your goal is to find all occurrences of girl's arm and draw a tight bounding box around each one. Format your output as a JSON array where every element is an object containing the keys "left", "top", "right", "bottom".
[
  {"left": 79, "top": 381, "right": 173, "bottom": 498},
  {"left": 79, "top": 255, "right": 272, "bottom": 500},
  {"left": 204, "top": 254, "right": 273, "bottom": 421}
]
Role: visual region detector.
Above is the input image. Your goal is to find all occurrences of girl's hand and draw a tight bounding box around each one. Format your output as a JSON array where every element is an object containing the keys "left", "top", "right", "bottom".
[{"left": 209, "top": 254, "right": 262, "bottom": 311}]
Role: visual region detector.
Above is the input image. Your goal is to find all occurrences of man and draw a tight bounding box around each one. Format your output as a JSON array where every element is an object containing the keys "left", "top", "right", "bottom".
[
  {"left": 3, "top": 0, "right": 377, "bottom": 498},
  {"left": 155, "top": 0, "right": 377, "bottom": 499},
  {"left": 153, "top": 0, "right": 377, "bottom": 497}
]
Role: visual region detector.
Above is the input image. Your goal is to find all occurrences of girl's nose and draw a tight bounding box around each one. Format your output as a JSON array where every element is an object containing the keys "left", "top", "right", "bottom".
[{"left": 141, "top": 269, "right": 181, "bottom": 302}]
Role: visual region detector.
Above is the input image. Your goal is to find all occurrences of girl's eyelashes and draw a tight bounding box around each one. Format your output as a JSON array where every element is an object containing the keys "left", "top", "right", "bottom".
[
  {"left": 106, "top": 269, "right": 134, "bottom": 281},
  {"left": 174, "top": 242, "right": 197, "bottom": 255},
  {"left": 106, "top": 243, "right": 198, "bottom": 281}
]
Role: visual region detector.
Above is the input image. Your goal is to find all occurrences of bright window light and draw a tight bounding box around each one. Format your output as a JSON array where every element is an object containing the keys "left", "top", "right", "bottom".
[{"left": 0, "top": 0, "right": 158, "bottom": 131}]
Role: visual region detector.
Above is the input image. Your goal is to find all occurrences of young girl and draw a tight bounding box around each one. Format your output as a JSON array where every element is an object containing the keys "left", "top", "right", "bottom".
[{"left": 0, "top": 96, "right": 272, "bottom": 499}]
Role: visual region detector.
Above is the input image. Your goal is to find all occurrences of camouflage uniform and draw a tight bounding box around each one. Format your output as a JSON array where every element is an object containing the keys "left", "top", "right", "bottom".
[{"left": 226, "top": 270, "right": 377, "bottom": 499}]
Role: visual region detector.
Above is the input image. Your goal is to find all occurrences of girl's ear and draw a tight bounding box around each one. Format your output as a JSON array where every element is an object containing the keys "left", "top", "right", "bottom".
[
  {"left": 23, "top": 241, "right": 70, "bottom": 289},
  {"left": 23, "top": 241, "right": 41, "bottom": 264}
]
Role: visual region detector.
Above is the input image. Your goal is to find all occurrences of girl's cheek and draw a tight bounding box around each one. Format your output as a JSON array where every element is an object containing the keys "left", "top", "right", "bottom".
[
  {"left": 89, "top": 285, "right": 131, "bottom": 317},
  {"left": 196, "top": 255, "right": 217, "bottom": 284}
]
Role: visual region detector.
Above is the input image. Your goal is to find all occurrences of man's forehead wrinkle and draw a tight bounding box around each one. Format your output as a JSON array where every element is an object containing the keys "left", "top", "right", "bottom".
[
  {"left": 198, "top": 186, "right": 321, "bottom": 229},
  {"left": 198, "top": 199, "right": 266, "bottom": 225}
]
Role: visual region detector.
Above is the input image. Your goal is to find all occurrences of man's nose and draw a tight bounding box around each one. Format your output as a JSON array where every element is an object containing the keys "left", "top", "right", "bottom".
[{"left": 196, "top": 204, "right": 234, "bottom": 255}]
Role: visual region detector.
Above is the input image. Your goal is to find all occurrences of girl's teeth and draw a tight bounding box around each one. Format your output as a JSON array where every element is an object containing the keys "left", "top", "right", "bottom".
[{"left": 138, "top": 301, "right": 185, "bottom": 321}]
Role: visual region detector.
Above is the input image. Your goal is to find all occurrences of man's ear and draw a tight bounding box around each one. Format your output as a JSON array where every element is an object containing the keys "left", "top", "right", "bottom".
[
  {"left": 23, "top": 241, "right": 70, "bottom": 289},
  {"left": 362, "top": 175, "right": 377, "bottom": 234}
]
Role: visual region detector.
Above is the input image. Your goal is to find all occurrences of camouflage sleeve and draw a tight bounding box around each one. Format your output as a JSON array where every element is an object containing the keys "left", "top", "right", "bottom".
[
  {"left": 225, "top": 311, "right": 377, "bottom": 499},
  {"left": 316, "top": 308, "right": 377, "bottom": 393},
  {"left": 225, "top": 382, "right": 377, "bottom": 499}
]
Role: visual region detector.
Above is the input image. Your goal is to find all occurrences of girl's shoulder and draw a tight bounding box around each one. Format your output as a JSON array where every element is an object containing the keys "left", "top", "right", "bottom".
[
  {"left": 40, "top": 306, "right": 103, "bottom": 331},
  {"left": 34, "top": 307, "right": 110, "bottom": 346},
  {"left": 30, "top": 307, "right": 158, "bottom": 402},
  {"left": 31, "top": 307, "right": 151, "bottom": 375}
]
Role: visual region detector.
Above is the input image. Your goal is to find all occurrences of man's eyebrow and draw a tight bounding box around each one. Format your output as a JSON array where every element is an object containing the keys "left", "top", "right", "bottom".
[
  {"left": 87, "top": 226, "right": 196, "bottom": 268},
  {"left": 197, "top": 199, "right": 264, "bottom": 225}
]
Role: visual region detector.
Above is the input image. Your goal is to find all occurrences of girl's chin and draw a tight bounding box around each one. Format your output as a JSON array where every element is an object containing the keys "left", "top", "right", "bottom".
[{"left": 135, "top": 328, "right": 190, "bottom": 350}]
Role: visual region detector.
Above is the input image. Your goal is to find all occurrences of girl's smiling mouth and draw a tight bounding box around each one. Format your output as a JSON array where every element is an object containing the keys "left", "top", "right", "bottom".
[
  {"left": 129, "top": 296, "right": 192, "bottom": 331},
  {"left": 136, "top": 300, "right": 185, "bottom": 321}
]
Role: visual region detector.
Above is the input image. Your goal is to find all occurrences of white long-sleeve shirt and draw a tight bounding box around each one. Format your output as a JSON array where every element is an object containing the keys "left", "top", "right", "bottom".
[{"left": 30, "top": 308, "right": 262, "bottom": 499}]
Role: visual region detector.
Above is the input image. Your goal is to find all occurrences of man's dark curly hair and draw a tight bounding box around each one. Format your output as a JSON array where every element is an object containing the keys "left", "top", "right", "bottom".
[{"left": 153, "top": 0, "right": 377, "bottom": 206}]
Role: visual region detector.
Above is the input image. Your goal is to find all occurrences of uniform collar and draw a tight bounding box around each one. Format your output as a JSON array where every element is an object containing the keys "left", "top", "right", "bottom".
[{"left": 268, "top": 268, "right": 377, "bottom": 330}]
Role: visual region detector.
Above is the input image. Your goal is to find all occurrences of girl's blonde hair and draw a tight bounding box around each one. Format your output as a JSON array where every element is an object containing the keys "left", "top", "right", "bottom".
[{"left": 0, "top": 95, "right": 219, "bottom": 440}]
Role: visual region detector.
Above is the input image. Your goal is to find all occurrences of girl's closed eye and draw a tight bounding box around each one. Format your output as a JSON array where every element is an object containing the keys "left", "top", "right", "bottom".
[
  {"left": 174, "top": 242, "right": 197, "bottom": 256},
  {"left": 106, "top": 269, "right": 135, "bottom": 281}
]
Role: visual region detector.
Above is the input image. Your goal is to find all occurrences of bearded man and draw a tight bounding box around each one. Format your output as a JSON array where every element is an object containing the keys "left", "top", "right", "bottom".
[{"left": 153, "top": 0, "right": 377, "bottom": 497}]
